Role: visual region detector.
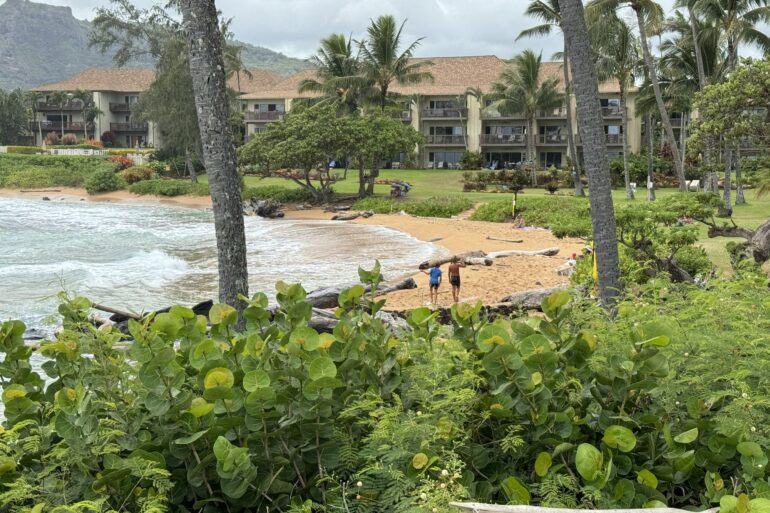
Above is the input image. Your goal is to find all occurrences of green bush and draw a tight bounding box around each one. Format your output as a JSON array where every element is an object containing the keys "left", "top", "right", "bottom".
[
  {"left": 2, "top": 272, "right": 770, "bottom": 512},
  {"left": 129, "top": 179, "right": 209, "bottom": 197},
  {"left": 108, "top": 148, "right": 154, "bottom": 156},
  {"left": 4, "top": 146, "right": 42, "bottom": 155},
  {"left": 675, "top": 245, "right": 713, "bottom": 277},
  {"left": 242, "top": 185, "right": 314, "bottom": 203},
  {"left": 118, "top": 166, "right": 155, "bottom": 184},
  {"left": 84, "top": 169, "right": 126, "bottom": 195},
  {"left": 0, "top": 153, "right": 117, "bottom": 188},
  {"left": 460, "top": 150, "right": 483, "bottom": 170},
  {"left": 352, "top": 196, "right": 474, "bottom": 218},
  {"left": 471, "top": 196, "right": 592, "bottom": 237}
]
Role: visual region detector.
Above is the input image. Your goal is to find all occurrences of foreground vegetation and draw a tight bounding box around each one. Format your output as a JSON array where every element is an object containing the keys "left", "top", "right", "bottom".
[{"left": 2, "top": 267, "right": 769, "bottom": 512}]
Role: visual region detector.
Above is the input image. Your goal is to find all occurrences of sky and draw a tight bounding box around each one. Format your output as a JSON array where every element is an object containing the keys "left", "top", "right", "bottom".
[{"left": 18, "top": 0, "right": 684, "bottom": 60}]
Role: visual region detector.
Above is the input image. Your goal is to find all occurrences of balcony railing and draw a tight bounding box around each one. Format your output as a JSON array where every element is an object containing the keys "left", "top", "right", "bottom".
[
  {"left": 33, "top": 121, "right": 93, "bottom": 131},
  {"left": 605, "top": 134, "right": 623, "bottom": 145},
  {"left": 480, "top": 134, "right": 526, "bottom": 145},
  {"left": 538, "top": 108, "right": 568, "bottom": 118},
  {"left": 539, "top": 134, "right": 568, "bottom": 144},
  {"left": 481, "top": 110, "right": 525, "bottom": 120},
  {"left": 390, "top": 110, "right": 412, "bottom": 122},
  {"left": 425, "top": 134, "right": 466, "bottom": 145},
  {"left": 245, "top": 111, "right": 284, "bottom": 121},
  {"left": 35, "top": 100, "right": 91, "bottom": 112},
  {"left": 422, "top": 108, "right": 468, "bottom": 119},
  {"left": 669, "top": 117, "right": 683, "bottom": 128},
  {"left": 110, "top": 102, "right": 133, "bottom": 113},
  {"left": 111, "top": 122, "right": 149, "bottom": 132},
  {"left": 602, "top": 107, "right": 622, "bottom": 117}
]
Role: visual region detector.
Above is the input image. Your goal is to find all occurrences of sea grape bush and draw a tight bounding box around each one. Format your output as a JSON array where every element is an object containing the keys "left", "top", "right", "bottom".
[{"left": 1, "top": 270, "right": 769, "bottom": 512}]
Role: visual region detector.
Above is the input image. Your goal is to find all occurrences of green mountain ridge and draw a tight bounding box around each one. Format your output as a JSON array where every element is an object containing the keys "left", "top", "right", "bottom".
[{"left": 0, "top": 0, "right": 311, "bottom": 90}]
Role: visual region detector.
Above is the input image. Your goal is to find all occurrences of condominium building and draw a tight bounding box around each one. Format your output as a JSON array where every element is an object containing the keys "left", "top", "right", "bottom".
[{"left": 240, "top": 55, "right": 643, "bottom": 169}]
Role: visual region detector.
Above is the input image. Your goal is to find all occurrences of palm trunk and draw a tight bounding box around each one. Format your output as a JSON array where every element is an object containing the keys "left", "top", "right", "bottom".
[
  {"left": 680, "top": 111, "right": 688, "bottom": 186},
  {"left": 735, "top": 147, "right": 745, "bottom": 205},
  {"left": 527, "top": 115, "right": 536, "bottom": 184},
  {"left": 561, "top": 0, "right": 621, "bottom": 306},
  {"left": 83, "top": 108, "right": 88, "bottom": 140},
  {"left": 689, "top": 12, "right": 707, "bottom": 90},
  {"left": 562, "top": 43, "right": 583, "bottom": 197},
  {"left": 185, "top": 148, "right": 198, "bottom": 183},
  {"left": 181, "top": 0, "right": 249, "bottom": 309},
  {"left": 723, "top": 142, "right": 732, "bottom": 211},
  {"left": 635, "top": 7, "right": 686, "bottom": 192},
  {"left": 60, "top": 107, "right": 64, "bottom": 138},
  {"left": 620, "top": 85, "right": 633, "bottom": 200},
  {"left": 646, "top": 113, "right": 656, "bottom": 201}
]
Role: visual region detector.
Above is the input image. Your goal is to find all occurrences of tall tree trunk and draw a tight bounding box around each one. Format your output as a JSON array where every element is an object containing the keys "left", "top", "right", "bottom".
[
  {"left": 620, "top": 85, "right": 634, "bottom": 200},
  {"left": 646, "top": 113, "right": 656, "bottom": 201},
  {"left": 635, "top": 7, "right": 686, "bottom": 192},
  {"left": 185, "top": 148, "right": 197, "bottom": 183},
  {"left": 689, "top": 12, "right": 707, "bottom": 91},
  {"left": 181, "top": 0, "right": 249, "bottom": 308},
  {"left": 358, "top": 164, "right": 366, "bottom": 198},
  {"left": 83, "top": 108, "right": 88, "bottom": 140},
  {"left": 527, "top": 115, "right": 537, "bottom": 184},
  {"left": 735, "top": 147, "right": 745, "bottom": 205},
  {"left": 60, "top": 107, "right": 65, "bottom": 138},
  {"left": 680, "top": 111, "right": 688, "bottom": 186},
  {"left": 367, "top": 163, "right": 379, "bottom": 196},
  {"left": 723, "top": 142, "right": 732, "bottom": 212},
  {"left": 562, "top": 43, "right": 583, "bottom": 197},
  {"left": 561, "top": 0, "right": 621, "bottom": 307}
]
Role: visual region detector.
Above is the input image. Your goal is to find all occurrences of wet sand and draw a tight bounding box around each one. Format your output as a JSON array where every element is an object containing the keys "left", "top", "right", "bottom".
[{"left": 0, "top": 187, "right": 213, "bottom": 208}]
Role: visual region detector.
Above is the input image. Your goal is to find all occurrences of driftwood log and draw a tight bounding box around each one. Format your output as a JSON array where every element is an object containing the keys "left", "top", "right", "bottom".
[
  {"left": 307, "top": 308, "right": 410, "bottom": 334},
  {"left": 487, "top": 247, "right": 560, "bottom": 258},
  {"left": 331, "top": 210, "right": 374, "bottom": 221},
  {"left": 499, "top": 285, "right": 567, "bottom": 306},
  {"left": 486, "top": 236, "right": 523, "bottom": 243},
  {"left": 418, "top": 251, "right": 489, "bottom": 270},
  {"left": 306, "top": 277, "right": 417, "bottom": 309},
  {"left": 450, "top": 503, "right": 719, "bottom": 513}
]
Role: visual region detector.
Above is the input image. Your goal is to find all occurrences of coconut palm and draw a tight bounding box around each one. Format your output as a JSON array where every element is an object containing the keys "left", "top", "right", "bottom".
[
  {"left": 487, "top": 50, "right": 562, "bottom": 182},
  {"left": 560, "top": 0, "right": 622, "bottom": 306},
  {"left": 224, "top": 44, "right": 254, "bottom": 94},
  {"left": 593, "top": 15, "right": 641, "bottom": 200},
  {"left": 588, "top": 0, "right": 688, "bottom": 191},
  {"left": 48, "top": 91, "right": 69, "bottom": 138},
  {"left": 517, "top": 0, "right": 584, "bottom": 196},
  {"left": 298, "top": 33, "right": 370, "bottom": 114},
  {"left": 357, "top": 15, "right": 433, "bottom": 111},
  {"left": 675, "top": 0, "right": 709, "bottom": 90},
  {"left": 698, "top": 0, "right": 770, "bottom": 71},
  {"left": 71, "top": 89, "right": 94, "bottom": 140}
]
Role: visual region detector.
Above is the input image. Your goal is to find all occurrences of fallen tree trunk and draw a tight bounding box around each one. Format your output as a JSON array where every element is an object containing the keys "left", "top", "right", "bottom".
[
  {"left": 499, "top": 285, "right": 568, "bottom": 307},
  {"left": 418, "top": 251, "right": 488, "bottom": 270},
  {"left": 331, "top": 210, "right": 374, "bottom": 221},
  {"left": 487, "top": 247, "right": 560, "bottom": 258},
  {"left": 486, "top": 236, "right": 523, "bottom": 243},
  {"left": 707, "top": 218, "right": 770, "bottom": 265},
  {"left": 306, "top": 277, "right": 417, "bottom": 309},
  {"left": 92, "top": 303, "right": 142, "bottom": 321}
]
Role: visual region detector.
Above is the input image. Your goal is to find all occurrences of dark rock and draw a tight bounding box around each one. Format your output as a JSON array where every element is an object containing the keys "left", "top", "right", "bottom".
[
  {"left": 42, "top": 196, "right": 50, "bottom": 201},
  {"left": 244, "top": 198, "right": 284, "bottom": 219}
]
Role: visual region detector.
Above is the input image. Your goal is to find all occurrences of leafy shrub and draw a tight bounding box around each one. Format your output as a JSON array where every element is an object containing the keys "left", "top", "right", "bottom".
[
  {"left": 100, "top": 130, "right": 116, "bottom": 147},
  {"left": 242, "top": 185, "right": 314, "bottom": 203},
  {"left": 4, "top": 146, "right": 42, "bottom": 155},
  {"left": 129, "top": 179, "right": 209, "bottom": 196},
  {"left": 352, "top": 196, "right": 474, "bottom": 218},
  {"left": 675, "top": 245, "right": 712, "bottom": 277},
  {"left": 472, "top": 196, "right": 592, "bottom": 237},
  {"left": 108, "top": 148, "right": 155, "bottom": 156},
  {"left": 108, "top": 155, "right": 134, "bottom": 170},
  {"left": 61, "top": 133, "right": 78, "bottom": 145},
  {"left": 460, "top": 150, "right": 483, "bottom": 170},
  {"left": 44, "top": 131, "right": 60, "bottom": 145},
  {"left": 0, "top": 154, "right": 117, "bottom": 188},
  {"left": 545, "top": 182, "right": 559, "bottom": 195},
  {"left": 84, "top": 169, "right": 125, "bottom": 194},
  {"left": 3, "top": 273, "right": 770, "bottom": 512},
  {"left": 118, "top": 166, "right": 155, "bottom": 184}
]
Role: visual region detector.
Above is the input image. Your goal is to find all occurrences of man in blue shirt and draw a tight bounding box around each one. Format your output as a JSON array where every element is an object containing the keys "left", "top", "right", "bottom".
[{"left": 422, "top": 264, "right": 443, "bottom": 305}]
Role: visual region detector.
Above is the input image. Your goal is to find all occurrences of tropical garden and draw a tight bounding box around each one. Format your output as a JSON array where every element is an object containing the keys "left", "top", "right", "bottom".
[{"left": 2, "top": 0, "right": 770, "bottom": 512}]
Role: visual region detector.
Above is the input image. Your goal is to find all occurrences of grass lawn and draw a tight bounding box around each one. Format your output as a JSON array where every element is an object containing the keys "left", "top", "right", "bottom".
[{"left": 203, "top": 169, "right": 770, "bottom": 272}]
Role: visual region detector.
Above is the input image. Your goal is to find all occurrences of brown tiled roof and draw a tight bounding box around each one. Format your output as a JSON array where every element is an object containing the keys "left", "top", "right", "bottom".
[
  {"left": 228, "top": 69, "right": 282, "bottom": 94},
  {"left": 239, "top": 55, "right": 629, "bottom": 100},
  {"left": 33, "top": 68, "right": 156, "bottom": 93}
]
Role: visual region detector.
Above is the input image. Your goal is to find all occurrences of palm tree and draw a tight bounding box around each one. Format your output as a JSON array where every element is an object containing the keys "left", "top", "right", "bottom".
[
  {"left": 298, "top": 33, "right": 369, "bottom": 114},
  {"left": 517, "top": 0, "right": 584, "bottom": 196},
  {"left": 487, "top": 50, "right": 562, "bottom": 183},
  {"left": 71, "top": 89, "right": 93, "bottom": 140},
  {"left": 675, "top": 0, "right": 709, "bottom": 90},
  {"left": 48, "top": 91, "right": 69, "bottom": 139},
  {"left": 560, "top": 0, "right": 622, "bottom": 307},
  {"left": 357, "top": 15, "right": 434, "bottom": 111},
  {"left": 593, "top": 16, "right": 641, "bottom": 200},
  {"left": 589, "top": 0, "right": 688, "bottom": 191},
  {"left": 224, "top": 44, "right": 254, "bottom": 94}
]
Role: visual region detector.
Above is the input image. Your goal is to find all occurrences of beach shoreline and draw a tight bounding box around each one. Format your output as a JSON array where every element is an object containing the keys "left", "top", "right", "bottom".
[{"left": 1, "top": 188, "right": 583, "bottom": 309}]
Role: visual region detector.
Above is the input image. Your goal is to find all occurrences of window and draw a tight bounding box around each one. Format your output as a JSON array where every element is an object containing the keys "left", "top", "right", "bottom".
[
  {"left": 427, "top": 151, "right": 463, "bottom": 167},
  {"left": 605, "top": 125, "right": 622, "bottom": 135},
  {"left": 485, "top": 152, "right": 523, "bottom": 165},
  {"left": 125, "top": 95, "right": 139, "bottom": 104},
  {"left": 539, "top": 125, "right": 563, "bottom": 135},
  {"left": 429, "top": 126, "right": 463, "bottom": 135},
  {"left": 255, "top": 102, "right": 285, "bottom": 112},
  {"left": 429, "top": 100, "right": 456, "bottom": 109},
  {"left": 601, "top": 98, "right": 620, "bottom": 108},
  {"left": 485, "top": 126, "right": 525, "bottom": 135},
  {"left": 539, "top": 152, "right": 563, "bottom": 168}
]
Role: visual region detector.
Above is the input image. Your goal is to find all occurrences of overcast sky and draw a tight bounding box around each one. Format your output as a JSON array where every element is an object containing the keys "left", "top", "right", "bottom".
[{"left": 16, "top": 0, "right": 691, "bottom": 59}]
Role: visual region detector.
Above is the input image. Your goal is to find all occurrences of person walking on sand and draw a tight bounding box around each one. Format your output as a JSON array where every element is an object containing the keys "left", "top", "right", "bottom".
[
  {"left": 448, "top": 256, "right": 466, "bottom": 303},
  {"left": 422, "top": 263, "right": 442, "bottom": 305}
]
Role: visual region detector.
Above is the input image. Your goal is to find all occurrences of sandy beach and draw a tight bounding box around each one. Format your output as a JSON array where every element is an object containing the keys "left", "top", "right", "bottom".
[{"left": 1, "top": 187, "right": 584, "bottom": 310}]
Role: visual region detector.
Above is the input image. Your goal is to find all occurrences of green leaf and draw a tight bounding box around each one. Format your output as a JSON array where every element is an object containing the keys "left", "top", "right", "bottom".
[
  {"left": 542, "top": 290, "right": 570, "bottom": 316},
  {"left": 721, "top": 495, "right": 738, "bottom": 513},
  {"left": 674, "top": 427, "right": 699, "bottom": 444},
  {"left": 644, "top": 500, "right": 668, "bottom": 508},
  {"left": 209, "top": 304, "right": 237, "bottom": 326},
  {"left": 750, "top": 499, "right": 770, "bottom": 513},
  {"left": 243, "top": 370, "right": 271, "bottom": 392},
  {"left": 175, "top": 430, "right": 209, "bottom": 445},
  {"left": 534, "top": 452, "right": 552, "bottom": 477},
  {"left": 737, "top": 442, "right": 764, "bottom": 458},
  {"left": 501, "top": 476, "right": 530, "bottom": 505},
  {"left": 204, "top": 367, "right": 234, "bottom": 390},
  {"left": 308, "top": 357, "right": 336, "bottom": 380},
  {"left": 575, "top": 443, "right": 603, "bottom": 481},
  {"left": 290, "top": 326, "right": 319, "bottom": 350},
  {"left": 637, "top": 468, "right": 658, "bottom": 489},
  {"left": 151, "top": 312, "right": 182, "bottom": 338},
  {"left": 641, "top": 335, "right": 670, "bottom": 347},
  {"left": 412, "top": 452, "right": 429, "bottom": 469},
  {"left": 603, "top": 425, "right": 637, "bottom": 453}
]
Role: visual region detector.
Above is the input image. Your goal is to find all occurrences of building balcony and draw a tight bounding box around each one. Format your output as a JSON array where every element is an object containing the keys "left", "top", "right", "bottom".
[
  {"left": 245, "top": 111, "right": 284, "bottom": 122},
  {"left": 35, "top": 100, "right": 91, "bottom": 112},
  {"left": 538, "top": 108, "right": 568, "bottom": 118},
  {"left": 425, "top": 134, "right": 466, "bottom": 145},
  {"left": 605, "top": 134, "right": 623, "bottom": 145},
  {"left": 481, "top": 110, "right": 525, "bottom": 120},
  {"left": 390, "top": 110, "right": 412, "bottom": 122},
  {"left": 33, "top": 121, "right": 93, "bottom": 131},
  {"left": 669, "top": 117, "right": 683, "bottom": 128},
  {"left": 602, "top": 107, "right": 622, "bottom": 118},
  {"left": 110, "top": 103, "right": 133, "bottom": 113},
  {"left": 539, "top": 134, "right": 568, "bottom": 145},
  {"left": 111, "top": 122, "right": 149, "bottom": 133},
  {"left": 480, "top": 134, "right": 526, "bottom": 145},
  {"left": 422, "top": 108, "right": 468, "bottom": 119}
]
